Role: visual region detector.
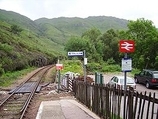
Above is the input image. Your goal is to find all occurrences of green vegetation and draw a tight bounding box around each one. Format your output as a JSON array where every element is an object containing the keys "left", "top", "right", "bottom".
[
  {"left": 35, "top": 16, "right": 128, "bottom": 45},
  {"left": 65, "top": 18, "right": 158, "bottom": 71},
  {"left": 0, "top": 10, "right": 65, "bottom": 75},
  {"left": 11, "top": 24, "right": 23, "bottom": 34},
  {"left": 0, "top": 9, "right": 128, "bottom": 78},
  {"left": 0, "top": 67, "right": 35, "bottom": 87},
  {"left": 0, "top": 9, "right": 158, "bottom": 87},
  {"left": 59, "top": 59, "right": 123, "bottom": 76},
  {"left": 60, "top": 60, "right": 83, "bottom": 75}
]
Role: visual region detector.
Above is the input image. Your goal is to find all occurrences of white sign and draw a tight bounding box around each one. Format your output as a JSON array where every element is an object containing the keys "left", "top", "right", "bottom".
[
  {"left": 84, "top": 58, "right": 87, "bottom": 65},
  {"left": 68, "top": 51, "right": 83, "bottom": 56},
  {"left": 121, "top": 58, "right": 132, "bottom": 72}
]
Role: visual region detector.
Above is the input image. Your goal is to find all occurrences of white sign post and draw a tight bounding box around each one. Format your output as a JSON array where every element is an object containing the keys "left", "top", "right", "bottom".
[
  {"left": 67, "top": 50, "right": 87, "bottom": 82},
  {"left": 121, "top": 58, "right": 132, "bottom": 72},
  {"left": 84, "top": 58, "right": 87, "bottom": 65}
]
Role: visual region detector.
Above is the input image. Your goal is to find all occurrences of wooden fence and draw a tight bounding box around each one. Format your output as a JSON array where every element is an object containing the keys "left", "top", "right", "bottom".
[{"left": 73, "top": 81, "right": 158, "bottom": 119}]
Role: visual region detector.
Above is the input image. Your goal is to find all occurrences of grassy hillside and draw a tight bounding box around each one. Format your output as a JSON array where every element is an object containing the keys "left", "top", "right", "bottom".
[
  {"left": 0, "top": 9, "right": 128, "bottom": 76},
  {"left": 0, "top": 9, "right": 65, "bottom": 75},
  {"left": 85, "top": 16, "right": 128, "bottom": 31},
  {"left": 35, "top": 16, "right": 128, "bottom": 44},
  {"left": 0, "top": 9, "right": 41, "bottom": 35}
]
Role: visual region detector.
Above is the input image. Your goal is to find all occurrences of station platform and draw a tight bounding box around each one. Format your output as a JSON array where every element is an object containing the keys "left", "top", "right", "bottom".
[{"left": 36, "top": 98, "right": 100, "bottom": 119}]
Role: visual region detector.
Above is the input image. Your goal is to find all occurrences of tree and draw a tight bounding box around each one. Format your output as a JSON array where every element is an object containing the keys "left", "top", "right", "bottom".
[
  {"left": 81, "top": 28, "right": 103, "bottom": 62},
  {"left": 98, "top": 29, "right": 120, "bottom": 63},
  {"left": 11, "top": 25, "right": 23, "bottom": 34},
  {"left": 82, "top": 28, "right": 101, "bottom": 43},
  {"left": 127, "top": 18, "right": 158, "bottom": 69},
  {"left": 64, "top": 36, "right": 91, "bottom": 57}
]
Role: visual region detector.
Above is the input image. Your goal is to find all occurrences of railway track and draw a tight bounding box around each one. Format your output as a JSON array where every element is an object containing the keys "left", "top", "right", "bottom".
[{"left": 0, "top": 65, "right": 54, "bottom": 119}]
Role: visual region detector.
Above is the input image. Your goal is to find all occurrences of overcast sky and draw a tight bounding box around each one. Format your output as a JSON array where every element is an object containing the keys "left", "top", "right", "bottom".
[{"left": 0, "top": 0, "right": 158, "bottom": 27}]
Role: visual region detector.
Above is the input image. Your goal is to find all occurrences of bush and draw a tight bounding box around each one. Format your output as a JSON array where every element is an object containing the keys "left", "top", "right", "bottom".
[
  {"left": 0, "top": 43, "right": 13, "bottom": 53},
  {"left": 11, "top": 25, "right": 22, "bottom": 34},
  {"left": 102, "top": 64, "right": 121, "bottom": 72},
  {"left": 107, "top": 58, "right": 116, "bottom": 64},
  {"left": 61, "top": 60, "right": 83, "bottom": 75},
  {"left": 131, "top": 68, "right": 140, "bottom": 75},
  {"left": 87, "top": 62, "right": 102, "bottom": 72},
  {"left": 0, "top": 64, "right": 4, "bottom": 76}
]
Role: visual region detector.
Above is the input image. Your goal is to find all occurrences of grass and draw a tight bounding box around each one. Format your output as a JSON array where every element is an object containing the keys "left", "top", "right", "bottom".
[
  {"left": 0, "top": 67, "right": 35, "bottom": 87},
  {"left": 60, "top": 59, "right": 83, "bottom": 75},
  {"left": 0, "top": 59, "right": 140, "bottom": 87}
]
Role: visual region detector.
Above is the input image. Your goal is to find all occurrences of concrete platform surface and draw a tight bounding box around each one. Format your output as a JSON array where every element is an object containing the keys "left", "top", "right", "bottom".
[{"left": 36, "top": 98, "right": 100, "bottom": 119}]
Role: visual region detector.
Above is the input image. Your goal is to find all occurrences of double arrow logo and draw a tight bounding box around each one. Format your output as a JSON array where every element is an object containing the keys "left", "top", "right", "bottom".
[
  {"left": 121, "top": 41, "right": 134, "bottom": 51},
  {"left": 119, "top": 40, "right": 135, "bottom": 53}
]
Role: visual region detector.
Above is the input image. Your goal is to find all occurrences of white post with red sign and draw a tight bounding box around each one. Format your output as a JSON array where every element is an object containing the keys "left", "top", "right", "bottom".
[
  {"left": 56, "top": 63, "right": 63, "bottom": 93},
  {"left": 119, "top": 40, "right": 135, "bottom": 119}
]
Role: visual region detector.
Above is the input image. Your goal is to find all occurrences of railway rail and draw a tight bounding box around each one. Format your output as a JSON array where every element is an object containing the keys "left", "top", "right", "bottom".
[{"left": 0, "top": 65, "right": 54, "bottom": 119}]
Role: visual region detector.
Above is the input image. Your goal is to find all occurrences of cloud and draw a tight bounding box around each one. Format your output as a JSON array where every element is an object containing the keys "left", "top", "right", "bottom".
[
  {"left": 0, "top": 0, "right": 158, "bottom": 27},
  {"left": 18, "top": 0, "right": 77, "bottom": 19}
]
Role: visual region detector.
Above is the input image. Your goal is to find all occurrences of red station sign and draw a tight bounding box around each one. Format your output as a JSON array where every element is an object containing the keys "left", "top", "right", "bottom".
[
  {"left": 119, "top": 40, "right": 135, "bottom": 53},
  {"left": 56, "top": 64, "right": 63, "bottom": 70}
]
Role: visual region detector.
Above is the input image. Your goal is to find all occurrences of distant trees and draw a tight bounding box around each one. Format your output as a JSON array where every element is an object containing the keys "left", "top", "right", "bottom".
[
  {"left": 65, "top": 28, "right": 121, "bottom": 63},
  {"left": 65, "top": 18, "right": 158, "bottom": 70},
  {"left": 98, "top": 29, "right": 120, "bottom": 63},
  {"left": 81, "top": 28, "right": 103, "bottom": 62},
  {"left": 127, "top": 18, "right": 158, "bottom": 69}
]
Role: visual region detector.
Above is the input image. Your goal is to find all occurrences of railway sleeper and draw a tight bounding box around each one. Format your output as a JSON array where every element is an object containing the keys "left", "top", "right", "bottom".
[
  {"left": 1, "top": 106, "right": 22, "bottom": 111},
  {"left": 4, "top": 103, "right": 23, "bottom": 106},
  {"left": 0, "top": 114, "right": 21, "bottom": 119},
  {"left": 0, "top": 109, "right": 21, "bottom": 114},
  {"left": 0, "top": 110, "right": 21, "bottom": 115},
  {"left": 7, "top": 100, "right": 26, "bottom": 103}
]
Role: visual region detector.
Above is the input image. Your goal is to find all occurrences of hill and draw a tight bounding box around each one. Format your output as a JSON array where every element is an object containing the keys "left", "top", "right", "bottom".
[
  {"left": 0, "top": 9, "right": 64, "bottom": 75},
  {"left": 35, "top": 16, "right": 128, "bottom": 44},
  {"left": 0, "top": 9, "right": 128, "bottom": 75}
]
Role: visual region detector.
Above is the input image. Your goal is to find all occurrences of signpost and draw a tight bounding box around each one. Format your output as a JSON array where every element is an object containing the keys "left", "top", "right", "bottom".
[
  {"left": 56, "top": 63, "right": 63, "bottom": 93},
  {"left": 68, "top": 50, "right": 87, "bottom": 82},
  {"left": 119, "top": 40, "right": 135, "bottom": 119},
  {"left": 83, "top": 50, "right": 86, "bottom": 82}
]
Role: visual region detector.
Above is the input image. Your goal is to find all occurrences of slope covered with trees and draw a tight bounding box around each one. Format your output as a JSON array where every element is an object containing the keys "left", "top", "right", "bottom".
[
  {"left": 1, "top": 8, "right": 157, "bottom": 76},
  {"left": 35, "top": 16, "right": 128, "bottom": 45},
  {"left": 0, "top": 9, "right": 63, "bottom": 75},
  {"left": 65, "top": 18, "right": 158, "bottom": 71},
  {"left": 0, "top": 9, "right": 129, "bottom": 76}
]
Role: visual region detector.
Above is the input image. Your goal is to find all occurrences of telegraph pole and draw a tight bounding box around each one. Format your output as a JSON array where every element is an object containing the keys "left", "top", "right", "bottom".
[{"left": 83, "top": 50, "right": 87, "bottom": 82}]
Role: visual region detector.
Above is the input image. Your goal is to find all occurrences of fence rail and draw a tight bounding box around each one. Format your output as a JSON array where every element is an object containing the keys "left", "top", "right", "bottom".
[{"left": 73, "top": 81, "right": 158, "bottom": 119}]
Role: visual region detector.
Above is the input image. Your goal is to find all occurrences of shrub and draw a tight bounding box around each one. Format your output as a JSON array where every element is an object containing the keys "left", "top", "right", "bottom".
[
  {"left": 102, "top": 64, "right": 121, "bottom": 72},
  {"left": 87, "top": 62, "right": 102, "bottom": 72},
  {"left": 0, "top": 43, "right": 13, "bottom": 53},
  {"left": 107, "top": 58, "right": 116, "bottom": 64},
  {"left": 11, "top": 25, "right": 22, "bottom": 34},
  {"left": 0, "top": 64, "right": 4, "bottom": 76}
]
